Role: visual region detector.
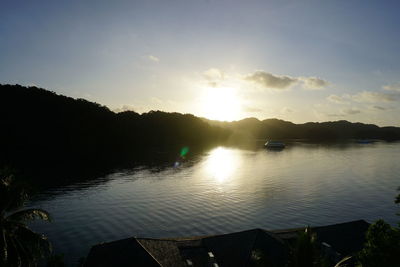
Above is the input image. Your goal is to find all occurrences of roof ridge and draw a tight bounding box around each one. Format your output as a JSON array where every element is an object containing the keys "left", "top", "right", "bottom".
[{"left": 135, "top": 238, "right": 163, "bottom": 267}]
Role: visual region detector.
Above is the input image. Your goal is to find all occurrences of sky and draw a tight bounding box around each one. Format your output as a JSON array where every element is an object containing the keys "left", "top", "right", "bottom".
[{"left": 1, "top": 0, "right": 400, "bottom": 126}]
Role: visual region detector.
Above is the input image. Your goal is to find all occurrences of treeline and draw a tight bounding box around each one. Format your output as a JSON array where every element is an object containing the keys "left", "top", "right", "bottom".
[
  {"left": 206, "top": 117, "right": 400, "bottom": 144},
  {"left": 1, "top": 84, "right": 400, "bottom": 182},
  {"left": 0, "top": 84, "right": 229, "bottom": 182}
]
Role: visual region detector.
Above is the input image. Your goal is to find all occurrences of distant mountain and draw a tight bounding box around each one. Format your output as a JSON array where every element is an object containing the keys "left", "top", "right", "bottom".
[
  {"left": 1, "top": 84, "right": 399, "bottom": 182},
  {"left": 204, "top": 117, "right": 400, "bottom": 143}
]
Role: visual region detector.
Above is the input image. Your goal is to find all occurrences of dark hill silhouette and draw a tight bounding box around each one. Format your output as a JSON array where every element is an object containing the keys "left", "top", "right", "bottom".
[
  {"left": 204, "top": 117, "right": 400, "bottom": 143},
  {"left": 1, "top": 84, "right": 399, "bottom": 183},
  {"left": 0, "top": 84, "right": 229, "bottom": 183}
]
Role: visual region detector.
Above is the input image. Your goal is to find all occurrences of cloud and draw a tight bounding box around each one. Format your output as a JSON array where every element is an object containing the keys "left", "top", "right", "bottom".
[
  {"left": 203, "top": 68, "right": 225, "bottom": 87},
  {"left": 150, "top": 97, "right": 163, "bottom": 104},
  {"left": 203, "top": 68, "right": 224, "bottom": 81},
  {"left": 383, "top": 83, "right": 400, "bottom": 92},
  {"left": 328, "top": 90, "right": 399, "bottom": 107},
  {"left": 280, "top": 107, "right": 294, "bottom": 114},
  {"left": 327, "top": 94, "right": 349, "bottom": 104},
  {"left": 243, "top": 106, "right": 263, "bottom": 112},
  {"left": 326, "top": 113, "right": 343, "bottom": 117},
  {"left": 300, "top": 77, "right": 329, "bottom": 90},
  {"left": 351, "top": 91, "right": 397, "bottom": 103},
  {"left": 323, "top": 107, "right": 361, "bottom": 117},
  {"left": 113, "top": 105, "right": 137, "bottom": 113},
  {"left": 244, "top": 71, "right": 297, "bottom": 89},
  {"left": 244, "top": 71, "right": 329, "bottom": 90},
  {"left": 148, "top": 55, "right": 159, "bottom": 62},
  {"left": 371, "top": 105, "right": 387, "bottom": 110},
  {"left": 341, "top": 107, "right": 361, "bottom": 115}
]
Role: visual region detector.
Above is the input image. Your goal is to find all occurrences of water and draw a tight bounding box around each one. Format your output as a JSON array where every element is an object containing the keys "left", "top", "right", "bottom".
[{"left": 28, "top": 142, "right": 400, "bottom": 265}]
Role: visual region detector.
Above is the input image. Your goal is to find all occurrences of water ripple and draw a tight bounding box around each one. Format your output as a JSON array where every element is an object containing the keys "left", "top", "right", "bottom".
[{"left": 27, "top": 142, "right": 400, "bottom": 266}]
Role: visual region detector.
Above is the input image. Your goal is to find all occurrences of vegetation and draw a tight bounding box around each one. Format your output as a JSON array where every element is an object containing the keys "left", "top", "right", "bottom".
[
  {"left": 356, "top": 220, "right": 400, "bottom": 267},
  {"left": 0, "top": 171, "right": 52, "bottom": 266},
  {"left": 206, "top": 117, "right": 400, "bottom": 143},
  {"left": 287, "top": 227, "right": 330, "bottom": 267},
  {"left": 287, "top": 188, "right": 400, "bottom": 267},
  {"left": 354, "top": 187, "right": 400, "bottom": 267}
]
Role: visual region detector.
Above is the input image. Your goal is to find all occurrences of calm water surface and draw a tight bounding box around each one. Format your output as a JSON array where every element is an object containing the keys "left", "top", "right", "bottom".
[{"left": 28, "top": 142, "right": 400, "bottom": 265}]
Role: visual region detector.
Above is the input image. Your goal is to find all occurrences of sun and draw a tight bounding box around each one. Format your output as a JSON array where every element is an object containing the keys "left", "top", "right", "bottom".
[{"left": 200, "top": 87, "right": 241, "bottom": 121}]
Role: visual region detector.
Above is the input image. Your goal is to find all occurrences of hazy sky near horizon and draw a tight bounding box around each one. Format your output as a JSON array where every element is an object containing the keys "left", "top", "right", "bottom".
[{"left": 1, "top": 0, "right": 400, "bottom": 126}]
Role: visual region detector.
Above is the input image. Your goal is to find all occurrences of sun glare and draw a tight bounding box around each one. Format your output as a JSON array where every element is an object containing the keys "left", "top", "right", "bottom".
[
  {"left": 200, "top": 87, "right": 241, "bottom": 121},
  {"left": 205, "top": 147, "right": 238, "bottom": 183}
]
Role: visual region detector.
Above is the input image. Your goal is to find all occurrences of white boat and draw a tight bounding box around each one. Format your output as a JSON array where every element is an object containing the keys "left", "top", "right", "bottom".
[{"left": 265, "top": 141, "right": 285, "bottom": 149}]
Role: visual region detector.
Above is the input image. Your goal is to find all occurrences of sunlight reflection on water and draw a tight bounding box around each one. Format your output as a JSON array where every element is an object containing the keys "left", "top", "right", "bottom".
[
  {"left": 204, "top": 147, "right": 239, "bottom": 183},
  {"left": 28, "top": 142, "right": 400, "bottom": 265}
]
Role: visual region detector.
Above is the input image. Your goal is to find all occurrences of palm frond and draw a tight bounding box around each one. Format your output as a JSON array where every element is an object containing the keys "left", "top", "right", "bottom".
[
  {"left": 0, "top": 177, "right": 28, "bottom": 214},
  {"left": 6, "top": 235, "right": 23, "bottom": 267},
  {"left": 13, "top": 235, "right": 36, "bottom": 265},
  {"left": 1, "top": 174, "right": 52, "bottom": 266},
  {"left": 14, "top": 226, "right": 52, "bottom": 259},
  {"left": 6, "top": 208, "right": 51, "bottom": 223}
]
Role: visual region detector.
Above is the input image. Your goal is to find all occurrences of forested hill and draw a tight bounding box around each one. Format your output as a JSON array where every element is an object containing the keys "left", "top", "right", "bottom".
[
  {"left": 205, "top": 117, "right": 400, "bottom": 144},
  {"left": 0, "top": 84, "right": 229, "bottom": 179},
  {"left": 1, "top": 84, "right": 399, "bottom": 181}
]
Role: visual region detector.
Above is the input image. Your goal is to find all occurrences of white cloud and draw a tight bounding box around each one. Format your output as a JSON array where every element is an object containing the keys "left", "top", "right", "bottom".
[
  {"left": 244, "top": 71, "right": 329, "bottom": 90},
  {"left": 243, "top": 106, "right": 263, "bottom": 113},
  {"left": 202, "top": 68, "right": 226, "bottom": 88},
  {"left": 280, "top": 107, "right": 294, "bottom": 114},
  {"left": 351, "top": 91, "right": 397, "bottom": 103},
  {"left": 327, "top": 94, "right": 349, "bottom": 104},
  {"left": 321, "top": 107, "right": 361, "bottom": 117},
  {"left": 300, "top": 77, "right": 329, "bottom": 90},
  {"left": 113, "top": 105, "right": 137, "bottom": 113},
  {"left": 148, "top": 55, "right": 159, "bottom": 62},
  {"left": 341, "top": 107, "right": 361, "bottom": 115},
  {"left": 203, "top": 68, "right": 224, "bottom": 81},
  {"left": 383, "top": 83, "right": 400, "bottom": 92},
  {"left": 150, "top": 97, "right": 163, "bottom": 104}
]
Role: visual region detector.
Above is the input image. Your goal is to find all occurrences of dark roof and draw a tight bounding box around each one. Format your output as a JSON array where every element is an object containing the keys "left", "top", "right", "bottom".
[
  {"left": 313, "top": 220, "right": 369, "bottom": 255},
  {"left": 202, "top": 229, "right": 288, "bottom": 267},
  {"left": 137, "top": 239, "right": 184, "bottom": 267},
  {"left": 85, "top": 229, "right": 288, "bottom": 267},
  {"left": 84, "top": 237, "right": 160, "bottom": 267},
  {"left": 273, "top": 220, "right": 370, "bottom": 256},
  {"left": 85, "top": 220, "right": 369, "bottom": 267}
]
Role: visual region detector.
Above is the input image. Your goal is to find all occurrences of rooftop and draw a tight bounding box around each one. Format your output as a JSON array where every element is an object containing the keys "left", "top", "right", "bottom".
[{"left": 84, "top": 220, "right": 369, "bottom": 267}]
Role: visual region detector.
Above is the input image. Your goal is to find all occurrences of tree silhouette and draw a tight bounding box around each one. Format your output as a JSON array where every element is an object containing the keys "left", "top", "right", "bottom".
[
  {"left": 356, "top": 220, "right": 400, "bottom": 267},
  {"left": 287, "top": 227, "right": 330, "bottom": 267},
  {"left": 0, "top": 173, "right": 52, "bottom": 266}
]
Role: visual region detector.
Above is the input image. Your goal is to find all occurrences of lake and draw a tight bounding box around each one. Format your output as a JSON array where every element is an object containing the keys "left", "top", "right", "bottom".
[{"left": 28, "top": 142, "right": 400, "bottom": 265}]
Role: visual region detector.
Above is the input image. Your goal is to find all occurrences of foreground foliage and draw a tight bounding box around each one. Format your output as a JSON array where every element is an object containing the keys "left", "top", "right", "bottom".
[
  {"left": 0, "top": 173, "right": 52, "bottom": 266},
  {"left": 288, "top": 227, "right": 330, "bottom": 267},
  {"left": 356, "top": 220, "right": 400, "bottom": 267},
  {"left": 355, "top": 187, "right": 400, "bottom": 267}
]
